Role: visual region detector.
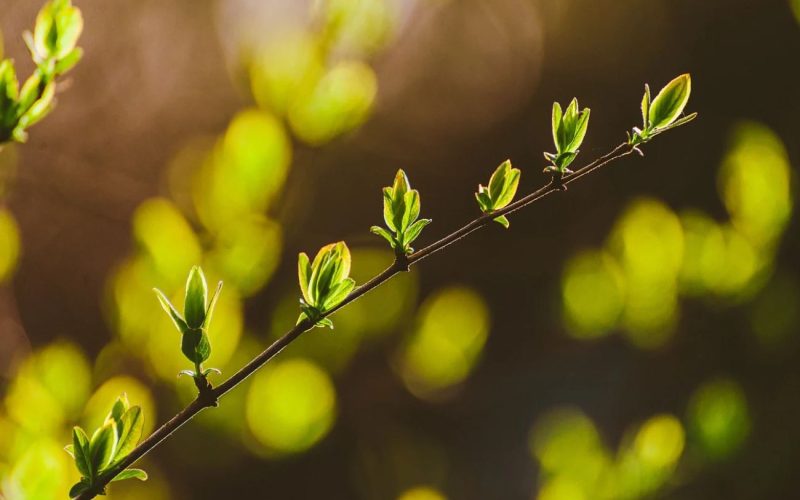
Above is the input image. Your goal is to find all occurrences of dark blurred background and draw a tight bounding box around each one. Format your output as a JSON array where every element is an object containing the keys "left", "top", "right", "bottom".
[{"left": 0, "top": 0, "right": 798, "bottom": 498}]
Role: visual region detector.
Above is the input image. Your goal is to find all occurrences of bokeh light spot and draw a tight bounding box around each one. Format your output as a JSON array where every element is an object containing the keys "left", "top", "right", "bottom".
[
  {"left": 529, "top": 407, "right": 607, "bottom": 485},
  {"left": 633, "top": 414, "right": 685, "bottom": 469},
  {"left": 246, "top": 359, "right": 336, "bottom": 455},
  {"left": 678, "top": 211, "right": 726, "bottom": 296},
  {"left": 687, "top": 378, "right": 750, "bottom": 460},
  {"left": 538, "top": 476, "right": 586, "bottom": 500},
  {"left": 0, "top": 208, "right": 20, "bottom": 283},
  {"left": 562, "top": 250, "right": 625, "bottom": 339},
  {"left": 193, "top": 109, "right": 291, "bottom": 229},
  {"left": 398, "top": 286, "right": 490, "bottom": 399},
  {"left": 206, "top": 214, "right": 282, "bottom": 297},
  {"left": 133, "top": 198, "right": 202, "bottom": 285},
  {"left": 397, "top": 485, "right": 447, "bottom": 500},
  {"left": 718, "top": 122, "right": 792, "bottom": 249},
  {"left": 1, "top": 440, "right": 67, "bottom": 500},
  {"left": 609, "top": 199, "right": 683, "bottom": 348},
  {"left": 288, "top": 60, "right": 377, "bottom": 145}
]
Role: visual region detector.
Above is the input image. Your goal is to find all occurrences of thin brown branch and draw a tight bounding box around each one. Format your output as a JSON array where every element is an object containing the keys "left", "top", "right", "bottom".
[{"left": 76, "top": 141, "right": 636, "bottom": 499}]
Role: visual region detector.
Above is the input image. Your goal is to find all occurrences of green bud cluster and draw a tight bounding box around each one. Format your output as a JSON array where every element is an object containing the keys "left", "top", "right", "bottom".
[
  {"left": 475, "top": 160, "right": 522, "bottom": 228},
  {"left": 628, "top": 73, "right": 696, "bottom": 147},
  {"left": 298, "top": 241, "right": 356, "bottom": 328},
  {"left": 66, "top": 395, "right": 147, "bottom": 498},
  {"left": 371, "top": 169, "right": 432, "bottom": 256},
  {"left": 0, "top": 0, "right": 83, "bottom": 144},
  {"left": 154, "top": 266, "right": 223, "bottom": 379},
  {"left": 544, "top": 98, "right": 591, "bottom": 175}
]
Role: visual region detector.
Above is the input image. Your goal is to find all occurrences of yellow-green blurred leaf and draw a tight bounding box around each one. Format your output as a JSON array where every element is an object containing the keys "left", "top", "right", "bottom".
[
  {"left": 288, "top": 60, "right": 377, "bottom": 145},
  {"left": 0, "top": 208, "right": 20, "bottom": 282},
  {"left": 245, "top": 358, "right": 336, "bottom": 455},
  {"left": 398, "top": 286, "right": 490, "bottom": 399},
  {"left": 132, "top": 198, "right": 201, "bottom": 284},
  {"left": 562, "top": 250, "right": 625, "bottom": 339}
]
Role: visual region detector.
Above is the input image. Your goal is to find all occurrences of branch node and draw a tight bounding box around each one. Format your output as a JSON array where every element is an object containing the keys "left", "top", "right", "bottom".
[
  {"left": 194, "top": 376, "right": 219, "bottom": 407},
  {"left": 550, "top": 171, "right": 568, "bottom": 192},
  {"left": 394, "top": 253, "right": 411, "bottom": 272}
]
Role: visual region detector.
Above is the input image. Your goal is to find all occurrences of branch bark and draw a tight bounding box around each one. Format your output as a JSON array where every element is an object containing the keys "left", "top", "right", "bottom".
[{"left": 76, "top": 142, "right": 636, "bottom": 499}]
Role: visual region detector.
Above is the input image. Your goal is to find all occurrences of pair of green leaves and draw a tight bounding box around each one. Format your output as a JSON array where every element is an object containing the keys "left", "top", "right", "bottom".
[
  {"left": 27, "top": 0, "right": 84, "bottom": 66},
  {"left": 0, "top": 0, "right": 83, "bottom": 144},
  {"left": 544, "top": 98, "right": 591, "bottom": 174},
  {"left": 65, "top": 395, "right": 147, "bottom": 498},
  {"left": 370, "top": 169, "right": 432, "bottom": 256},
  {"left": 475, "top": 160, "right": 521, "bottom": 228},
  {"left": 154, "top": 266, "right": 223, "bottom": 378},
  {"left": 628, "top": 73, "right": 697, "bottom": 146},
  {"left": 298, "top": 241, "right": 356, "bottom": 328}
]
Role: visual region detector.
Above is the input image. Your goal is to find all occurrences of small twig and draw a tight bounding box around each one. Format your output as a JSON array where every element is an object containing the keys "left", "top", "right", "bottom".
[{"left": 76, "top": 142, "right": 636, "bottom": 499}]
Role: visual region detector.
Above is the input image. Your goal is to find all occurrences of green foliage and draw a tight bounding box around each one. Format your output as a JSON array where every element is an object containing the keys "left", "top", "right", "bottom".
[
  {"left": 65, "top": 395, "right": 147, "bottom": 498},
  {"left": 544, "top": 99, "right": 590, "bottom": 174},
  {"left": 629, "top": 74, "right": 697, "bottom": 146},
  {"left": 154, "top": 266, "right": 223, "bottom": 378},
  {"left": 297, "top": 241, "right": 356, "bottom": 328},
  {"left": 370, "top": 169, "right": 432, "bottom": 256},
  {"left": 0, "top": 0, "right": 83, "bottom": 144},
  {"left": 475, "top": 160, "right": 521, "bottom": 228}
]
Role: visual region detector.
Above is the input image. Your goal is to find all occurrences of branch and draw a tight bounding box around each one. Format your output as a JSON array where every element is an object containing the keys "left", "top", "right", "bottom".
[{"left": 76, "top": 141, "right": 637, "bottom": 499}]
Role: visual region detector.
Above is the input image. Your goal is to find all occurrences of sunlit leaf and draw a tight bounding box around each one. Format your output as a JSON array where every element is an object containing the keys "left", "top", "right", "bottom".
[
  {"left": 110, "top": 468, "right": 148, "bottom": 482},
  {"left": 184, "top": 266, "right": 208, "bottom": 329},
  {"left": 648, "top": 74, "right": 691, "bottom": 130}
]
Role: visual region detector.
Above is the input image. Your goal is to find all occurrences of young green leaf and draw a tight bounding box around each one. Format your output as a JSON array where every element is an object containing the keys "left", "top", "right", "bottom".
[
  {"left": 491, "top": 161, "right": 521, "bottom": 209},
  {"left": 69, "top": 479, "right": 90, "bottom": 498},
  {"left": 321, "top": 278, "right": 356, "bottom": 311},
  {"left": 403, "top": 218, "right": 431, "bottom": 247},
  {"left": 153, "top": 288, "right": 189, "bottom": 334},
  {"left": 373, "top": 169, "right": 431, "bottom": 255},
  {"left": 298, "top": 252, "right": 312, "bottom": 303},
  {"left": 106, "top": 394, "right": 129, "bottom": 427},
  {"left": 551, "top": 102, "right": 563, "bottom": 153},
  {"left": 297, "top": 241, "right": 356, "bottom": 328},
  {"left": 370, "top": 225, "right": 395, "bottom": 248},
  {"left": 181, "top": 329, "right": 210, "bottom": 364},
  {"left": 203, "top": 280, "right": 223, "bottom": 330},
  {"left": 88, "top": 422, "right": 117, "bottom": 474},
  {"left": 54, "top": 46, "right": 82, "bottom": 75},
  {"left": 566, "top": 108, "right": 590, "bottom": 153},
  {"left": 648, "top": 73, "right": 691, "bottom": 130},
  {"left": 110, "top": 468, "right": 148, "bottom": 482},
  {"left": 382, "top": 187, "right": 397, "bottom": 232},
  {"left": 401, "top": 190, "right": 420, "bottom": 232},
  {"left": 475, "top": 160, "right": 521, "bottom": 227},
  {"left": 71, "top": 426, "right": 91, "bottom": 478},
  {"left": 494, "top": 215, "right": 510, "bottom": 228},
  {"left": 32, "top": 0, "right": 83, "bottom": 61},
  {"left": 113, "top": 406, "right": 143, "bottom": 461},
  {"left": 546, "top": 99, "right": 591, "bottom": 172},
  {"left": 184, "top": 265, "right": 208, "bottom": 329},
  {"left": 641, "top": 83, "right": 651, "bottom": 129}
]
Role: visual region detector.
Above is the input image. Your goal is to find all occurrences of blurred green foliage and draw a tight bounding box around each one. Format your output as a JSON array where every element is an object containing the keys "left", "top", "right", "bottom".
[
  {"left": 397, "top": 485, "right": 448, "bottom": 500},
  {"left": 245, "top": 358, "right": 336, "bottom": 455},
  {"left": 530, "top": 408, "right": 687, "bottom": 499},
  {"left": 687, "top": 378, "right": 750, "bottom": 461},
  {"left": 397, "top": 286, "right": 490, "bottom": 400},
  {"left": 561, "top": 121, "right": 793, "bottom": 346}
]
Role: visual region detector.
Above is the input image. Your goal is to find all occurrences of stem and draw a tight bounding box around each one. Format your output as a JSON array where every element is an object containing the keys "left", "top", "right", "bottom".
[{"left": 76, "top": 142, "right": 636, "bottom": 499}]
